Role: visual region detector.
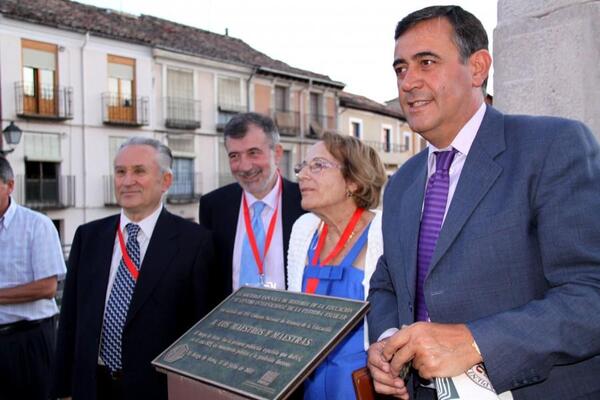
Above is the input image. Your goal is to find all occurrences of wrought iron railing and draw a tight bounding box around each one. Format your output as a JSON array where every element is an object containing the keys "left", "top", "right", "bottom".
[
  {"left": 272, "top": 109, "right": 301, "bottom": 136},
  {"left": 102, "top": 92, "right": 149, "bottom": 126},
  {"left": 15, "top": 82, "right": 73, "bottom": 120},
  {"left": 167, "top": 172, "right": 203, "bottom": 204},
  {"left": 363, "top": 140, "right": 409, "bottom": 153},
  {"left": 305, "top": 113, "right": 335, "bottom": 137},
  {"left": 164, "top": 97, "right": 201, "bottom": 130},
  {"left": 15, "top": 175, "right": 75, "bottom": 209}
]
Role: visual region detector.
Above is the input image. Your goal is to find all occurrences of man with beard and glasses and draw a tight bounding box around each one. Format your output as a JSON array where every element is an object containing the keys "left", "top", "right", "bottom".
[{"left": 199, "top": 112, "right": 305, "bottom": 299}]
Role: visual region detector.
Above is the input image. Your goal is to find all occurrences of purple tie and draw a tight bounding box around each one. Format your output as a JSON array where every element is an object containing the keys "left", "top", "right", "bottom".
[{"left": 415, "top": 150, "right": 456, "bottom": 321}]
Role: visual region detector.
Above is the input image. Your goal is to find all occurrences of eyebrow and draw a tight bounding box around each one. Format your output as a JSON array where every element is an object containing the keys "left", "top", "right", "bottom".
[{"left": 393, "top": 51, "right": 441, "bottom": 67}]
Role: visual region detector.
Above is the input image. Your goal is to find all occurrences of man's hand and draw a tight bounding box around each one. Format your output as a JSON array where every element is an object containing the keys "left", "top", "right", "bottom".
[
  {"left": 367, "top": 339, "right": 409, "bottom": 399},
  {"left": 383, "top": 322, "right": 482, "bottom": 380}
]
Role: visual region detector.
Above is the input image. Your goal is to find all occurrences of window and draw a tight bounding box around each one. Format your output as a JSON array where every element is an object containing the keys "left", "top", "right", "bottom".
[
  {"left": 280, "top": 150, "right": 291, "bottom": 180},
  {"left": 107, "top": 55, "right": 135, "bottom": 122},
  {"left": 383, "top": 127, "right": 392, "bottom": 152},
  {"left": 167, "top": 69, "right": 193, "bottom": 99},
  {"left": 166, "top": 69, "right": 198, "bottom": 128},
  {"left": 21, "top": 39, "right": 57, "bottom": 116},
  {"left": 350, "top": 119, "right": 362, "bottom": 139},
  {"left": 218, "top": 77, "right": 242, "bottom": 111},
  {"left": 170, "top": 158, "right": 195, "bottom": 199},
  {"left": 274, "top": 86, "right": 288, "bottom": 112},
  {"left": 218, "top": 77, "right": 244, "bottom": 128},
  {"left": 25, "top": 161, "right": 59, "bottom": 207},
  {"left": 309, "top": 93, "right": 321, "bottom": 123},
  {"left": 403, "top": 131, "right": 411, "bottom": 152}
]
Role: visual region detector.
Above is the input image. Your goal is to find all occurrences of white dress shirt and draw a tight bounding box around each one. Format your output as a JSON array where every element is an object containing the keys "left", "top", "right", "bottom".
[
  {"left": 232, "top": 177, "right": 285, "bottom": 290},
  {"left": 103, "top": 204, "right": 163, "bottom": 307},
  {"left": 378, "top": 102, "right": 487, "bottom": 341}
]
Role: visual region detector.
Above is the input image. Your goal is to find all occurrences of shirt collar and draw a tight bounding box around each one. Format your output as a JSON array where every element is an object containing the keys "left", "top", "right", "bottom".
[
  {"left": 428, "top": 102, "right": 487, "bottom": 163},
  {"left": 119, "top": 203, "right": 163, "bottom": 240},
  {"left": 243, "top": 174, "right": 281, "bottom": 212},
  {"left": 1, "top": 197, "right": 18, "bottom": 230}
]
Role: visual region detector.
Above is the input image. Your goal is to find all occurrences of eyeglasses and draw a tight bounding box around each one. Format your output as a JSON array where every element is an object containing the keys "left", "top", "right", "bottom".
[{"left": 294, "top": 158, "right": 341, "bottom": 176}]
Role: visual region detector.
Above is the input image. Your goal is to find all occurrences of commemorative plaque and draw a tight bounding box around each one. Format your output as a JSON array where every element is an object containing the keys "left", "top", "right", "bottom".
[{"left": 153, "top": 286, "right": 369, "bottom": 400}]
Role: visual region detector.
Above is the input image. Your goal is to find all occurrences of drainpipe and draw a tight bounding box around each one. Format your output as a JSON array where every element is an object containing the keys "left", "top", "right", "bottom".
[
  {"left": 80, "top": 32, "right": 89, "bottom": 222},
  {"left": 246, "top": 66, "right": 258, "bottom": 112}
]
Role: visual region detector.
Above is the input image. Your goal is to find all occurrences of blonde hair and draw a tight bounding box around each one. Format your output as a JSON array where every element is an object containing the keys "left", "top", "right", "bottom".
[{"left": 321, "top": 132, "right": 386, "bottom": 209}]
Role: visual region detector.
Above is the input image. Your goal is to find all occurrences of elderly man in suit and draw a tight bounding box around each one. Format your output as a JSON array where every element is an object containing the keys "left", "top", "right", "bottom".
[
  {"left": 53, "top": 137, "right": 215, "bottom": 400},
  {"left": 199, "top": 112, "right": 304, "bottom": 297},
  {"left": 367, "top": 5, "right": 600, "bottom": 400}
]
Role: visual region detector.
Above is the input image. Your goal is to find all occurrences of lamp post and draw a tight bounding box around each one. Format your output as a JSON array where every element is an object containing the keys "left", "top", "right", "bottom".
[{"left": 1, "top": 121, "right": 23, "bottom": 156}]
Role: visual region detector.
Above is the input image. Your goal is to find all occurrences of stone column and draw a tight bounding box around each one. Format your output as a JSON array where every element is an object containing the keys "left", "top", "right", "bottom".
[{"left": 494, "top": 0, "right": 600, "bottom": 139}]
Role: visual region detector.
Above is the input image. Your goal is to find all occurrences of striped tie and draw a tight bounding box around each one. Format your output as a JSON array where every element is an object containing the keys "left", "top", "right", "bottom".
[
  {"left": 100, "top": 223, "right": 141, "bottom": 372},
  {"left": 415, "top": 150, "right": 456, "bottom": 321}
]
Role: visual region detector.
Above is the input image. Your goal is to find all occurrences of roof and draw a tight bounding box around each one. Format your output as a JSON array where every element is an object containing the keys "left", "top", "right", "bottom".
[
  {"left": 0, "top": 0, "right": 344, "bottom": 88},
  {"left": 340, "top": 92, "right": 405, "bottom": 120}
]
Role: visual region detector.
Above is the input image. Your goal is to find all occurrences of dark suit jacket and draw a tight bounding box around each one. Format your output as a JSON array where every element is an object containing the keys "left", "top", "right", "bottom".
[
  {"left": 368, "top": 106, "right": 600, "bottom": 399},
  {"left": 53, "top": 209, "right": 216, "bottom": 400},
  {"left": 199, "top": 179, "right": 304, "bottom": 297}
]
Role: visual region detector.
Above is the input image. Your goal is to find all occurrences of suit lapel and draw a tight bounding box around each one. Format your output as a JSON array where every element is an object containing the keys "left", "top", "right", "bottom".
[
  {"left": 91, "top": 216, "right": 120, "bottom": 320},
  {"left": 225, "top": 185, "right": 243, "bottom": 246},
  {"left": 428, "top": 107, "right": 506, "bottom": 272},
  {"left": 401, "top": 155, "right": 428, "bottom": 302},
  {"left": 126, "top": 209, "right": 178, "bottom": 326}
]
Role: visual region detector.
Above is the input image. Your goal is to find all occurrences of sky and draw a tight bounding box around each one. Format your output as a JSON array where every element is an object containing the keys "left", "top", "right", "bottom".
[{"left": 75, "top": 0, "right": 497, "bottom": 104}]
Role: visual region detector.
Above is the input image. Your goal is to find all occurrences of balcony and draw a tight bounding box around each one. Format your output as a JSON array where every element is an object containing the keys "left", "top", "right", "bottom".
[
  {"left": 164, "top": 97, "right": 201, "bottom": 130},
  {"left": 272, "top": 109, "right": 301, "bottom": 136},
  {"left": 305, "top": 113, "right": 335, "bottom": 138},
  {"left": 102, "top": 93, "right": 149, "bottom": 126},
  {"left": 15, "top": 82, "right": 73, "bottom": 120},
  {"left": 167, "top": 172, "right": 203, "bottom": 204},
  {"left": 363, "top": 140, "right": 409, "bottom": 153},
  {"left": 15, "top": 175, "right": 75, "bottom": 210},
  {"left": 216, "top": 102, "right": 247, "bottom": 131}
]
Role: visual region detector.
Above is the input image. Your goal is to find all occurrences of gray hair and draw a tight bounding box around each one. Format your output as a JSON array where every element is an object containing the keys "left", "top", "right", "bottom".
[
  {"left": 223, "top": 112, "right": 280, "bottom": 148},
  {"left": 116, "top": 137, "right": 173, "bottom": 173},
  {"left": 0, "top": 157, "right": 14, "bottom": 183}
]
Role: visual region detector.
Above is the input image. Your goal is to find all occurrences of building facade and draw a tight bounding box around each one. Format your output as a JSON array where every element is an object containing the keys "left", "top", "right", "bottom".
[
  {"left": 340, "top": 92, "right": 416, "bottom": 176},
  {"left": 0, "top": 0, "right": 344, "bottom": 252}
]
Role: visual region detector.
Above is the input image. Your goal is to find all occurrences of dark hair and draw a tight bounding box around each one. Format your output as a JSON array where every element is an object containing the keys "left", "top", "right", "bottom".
[
  {"left": 395, "top": 5, "right": 488, "bottom": 63},
  {"left": 0, "top": 157, "right": 14, "bottom": 183},
  {"left": 223, "top": 112, "right": 280, "bottom": 147},
  {"left": 321, "top": 132, "right": 386, "bottom": 209}
]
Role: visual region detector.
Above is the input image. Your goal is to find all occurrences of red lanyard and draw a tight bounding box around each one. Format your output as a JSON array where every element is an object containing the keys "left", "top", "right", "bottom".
[
  {"left": 242, "top": 175, "right": 282, "bottom": 278},
  {"left": 116, "top": 222, "right": 139, "bottom": 281},
  {"left": 305, "top": 207, "right": 365, "bottom": 294}
]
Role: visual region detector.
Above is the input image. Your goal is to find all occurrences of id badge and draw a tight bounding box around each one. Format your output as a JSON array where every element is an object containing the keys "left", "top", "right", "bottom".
[{"left": 259, "top": 274, "right": 277, "bottom": 289}]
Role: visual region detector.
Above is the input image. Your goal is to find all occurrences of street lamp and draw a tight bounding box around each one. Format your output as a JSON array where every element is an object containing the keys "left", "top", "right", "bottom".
[{"left": 1, "top": 121, "right": 23, "bottom": 156}]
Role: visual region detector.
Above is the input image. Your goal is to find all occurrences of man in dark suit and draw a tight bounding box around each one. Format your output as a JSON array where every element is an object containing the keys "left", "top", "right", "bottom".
[
  {"left": 367, "top": 6, "right": 600, "bottom": 400},
  {"left": 200, "top": 112, "right": 304, "bottom": 297},
  {"left": 53, "top": 137, "right": 215, "bottom": 400}
]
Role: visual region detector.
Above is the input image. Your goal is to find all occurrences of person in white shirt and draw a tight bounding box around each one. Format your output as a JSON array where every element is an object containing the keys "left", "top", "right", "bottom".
[{"left": 199, "top": 112, "right": 305, "bottom": 297}]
